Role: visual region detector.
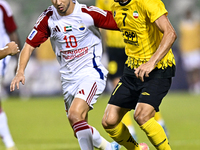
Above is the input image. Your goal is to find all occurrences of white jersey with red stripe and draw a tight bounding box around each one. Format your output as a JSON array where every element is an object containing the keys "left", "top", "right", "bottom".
[
  {"left": 26, "top": 1, "right": 118, "bottom": 83},
  {"left": 0, "top": 0, "right": 17, "bottom": 76}
]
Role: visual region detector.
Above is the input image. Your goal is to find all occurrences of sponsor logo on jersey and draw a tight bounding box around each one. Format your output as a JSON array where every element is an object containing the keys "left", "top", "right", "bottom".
[
  {"left": 28, "top": 29, "right": 37, "bottom": 40},
  {"left": 78, "top": 23, "right": 86, "bottom": 32},
  {"left": 133, "top": 11, "right": 139, "bottom": 19},
  {"left": 64, "top": 26, "right": 72, "bottom": 33},
  {"left": 122, "top": 30, "right": 138, "bottom": 46},
  {"left": 61, "top": 46, "right": 89, "bottom": 60}
]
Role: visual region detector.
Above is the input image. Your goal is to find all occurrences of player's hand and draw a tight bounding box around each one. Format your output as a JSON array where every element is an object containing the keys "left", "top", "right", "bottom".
[
  {"left": 134, "top": 62, "right": 155, "bottom": 82},
  {"left": 10, "top": 72, "right": 25, "bottom": 92},
  {"left": 6, "top": 41, "right": 20, "bottom": 56}
]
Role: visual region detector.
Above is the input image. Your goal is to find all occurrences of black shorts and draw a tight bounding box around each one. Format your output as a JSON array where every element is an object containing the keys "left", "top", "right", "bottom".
[
  {"left": 108, "top": 75, "right": 172, "bottom": 112},
  {"left": 107, "top": 47, "right": 127, "bottom": 80}
]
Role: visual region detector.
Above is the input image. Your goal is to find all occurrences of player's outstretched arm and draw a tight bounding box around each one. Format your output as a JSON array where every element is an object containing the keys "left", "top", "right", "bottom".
[
  {"left": 0, "top": 41, "right": 20, "bottom": 59},
  {"left": 10, "top": 43, "right": 35, "bottom": 91}
]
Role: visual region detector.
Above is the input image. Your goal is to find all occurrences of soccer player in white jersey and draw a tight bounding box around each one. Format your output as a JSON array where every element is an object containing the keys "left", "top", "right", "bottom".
[
  {"left": 0, "top": 1, "right": 21, "bottom": 150},
  {"left": 10, "top": 0, "right": 119, "bottom": 150}
]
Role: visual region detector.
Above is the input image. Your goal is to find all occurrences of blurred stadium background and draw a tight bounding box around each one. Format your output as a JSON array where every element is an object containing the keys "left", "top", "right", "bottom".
[
  {"left": 1, "top": 0, "right": 200, "bottom": 149},
  {"left": 3, "top": 0, "right": 200, "bottom": 98}
]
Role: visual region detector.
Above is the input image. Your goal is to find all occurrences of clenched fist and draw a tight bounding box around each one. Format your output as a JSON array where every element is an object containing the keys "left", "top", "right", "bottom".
[
  {"left": 0, "top": 41, "right": 20, "bottom": 59},
  {"left": 6, "top": 41, "right": 20, "bottom": 55}
]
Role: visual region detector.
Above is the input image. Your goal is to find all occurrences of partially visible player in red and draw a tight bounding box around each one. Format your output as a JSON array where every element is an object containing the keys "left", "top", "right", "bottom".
[{"left": 0, "top": 1, "right": 21, "bottom": 150}]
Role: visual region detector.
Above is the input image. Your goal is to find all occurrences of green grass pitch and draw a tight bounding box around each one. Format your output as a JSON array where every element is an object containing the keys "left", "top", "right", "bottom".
[{"left": 0, "top": 91, "right": 200, "bottom": 150}]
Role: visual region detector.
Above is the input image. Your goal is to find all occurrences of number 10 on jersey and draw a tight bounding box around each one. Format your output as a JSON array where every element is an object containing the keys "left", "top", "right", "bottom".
[{"left": 64, "top": 35, "right": 78, "bottom": 48}]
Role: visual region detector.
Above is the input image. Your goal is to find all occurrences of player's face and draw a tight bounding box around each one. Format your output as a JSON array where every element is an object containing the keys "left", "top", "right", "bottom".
[{"left": 51, "top": 0, "right": 72, "bottom": 16}]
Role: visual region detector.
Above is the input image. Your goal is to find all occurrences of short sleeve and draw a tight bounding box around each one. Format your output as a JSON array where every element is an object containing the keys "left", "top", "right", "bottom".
[
  {"left": 143, "top": 0, "right": 168, "bottom": 23},
  {"left": 26, "top": 9, "right": 52, "bottom": 48},
  {"left": 0, "top": 2, "right": 17, "bottom": 33}
]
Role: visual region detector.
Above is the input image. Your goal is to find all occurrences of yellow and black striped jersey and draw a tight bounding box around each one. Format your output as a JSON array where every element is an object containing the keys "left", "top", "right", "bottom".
[
  {"left": 111, "top": 0, "right": 176, "bottom": 70},
  {"left": 96, "top": 0, "right": 125, "bottom": 48}
]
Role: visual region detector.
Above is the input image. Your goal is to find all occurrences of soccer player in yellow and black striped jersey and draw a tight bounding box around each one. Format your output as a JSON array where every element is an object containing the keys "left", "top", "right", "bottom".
[
  {"left": 95, "top": 1, "right": 136, "bottom": 148},
  {"left": 101, "top": 0, "right": 177, "bottom": 150},
  {"left": 96, "top": 0, "right": 170, "bottom": 147}
]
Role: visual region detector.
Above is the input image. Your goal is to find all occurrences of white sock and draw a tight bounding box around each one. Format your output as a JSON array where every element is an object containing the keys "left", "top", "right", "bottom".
[
  {"left": 73, "top": 120, "right": 94, "bottom": 150},
  {"left": 0, "top": 111, "right": 15, "bottom": 148},
  {"left": 91, "top": 126, "right": 111, "bottom": 150}
]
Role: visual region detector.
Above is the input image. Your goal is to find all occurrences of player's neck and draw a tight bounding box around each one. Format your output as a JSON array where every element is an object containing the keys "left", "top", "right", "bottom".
[{"left": 66, "top": 2, "right": 75, "bottom": 16}]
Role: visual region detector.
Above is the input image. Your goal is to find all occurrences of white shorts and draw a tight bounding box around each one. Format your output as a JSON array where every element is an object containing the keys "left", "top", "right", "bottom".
[
  {"left": 181, "top": 49, "right": 200, "bottom": 72},
  {"left": 61, "top": 75, "right": 106, "bottom": 114}
]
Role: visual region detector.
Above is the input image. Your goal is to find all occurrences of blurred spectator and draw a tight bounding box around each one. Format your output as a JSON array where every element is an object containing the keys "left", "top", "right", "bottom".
[
  {"left": 179, "top": 9, "right": 200, "bottom": 94},
  {"left": 0, "top": 1, "right": 20, "bottom": 150}
]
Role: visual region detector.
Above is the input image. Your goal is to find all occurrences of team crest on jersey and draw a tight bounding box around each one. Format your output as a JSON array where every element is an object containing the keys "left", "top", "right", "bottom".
[
  {"left": 78, "top": 23, "right": 86, "bottom": 32},
  {"left": 28, "top": 29, "right": 37, "bottom": 40},
  {"left": 64, "top": 26, "right": 72, "bottom": 33},
  {"left": 133, "top": 11, "right": 139, "bottom": 19}
]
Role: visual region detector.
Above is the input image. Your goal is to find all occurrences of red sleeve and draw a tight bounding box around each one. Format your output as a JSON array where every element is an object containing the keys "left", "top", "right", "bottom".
[
  {"left": 26, "top": 9, "right": 52, "bottom": 48},
  {"left": 81, "top": 6, "right": 119, "bottom": 30},
  {"left": 0, "top": 5, "right": 17, "bottom": 33}
]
